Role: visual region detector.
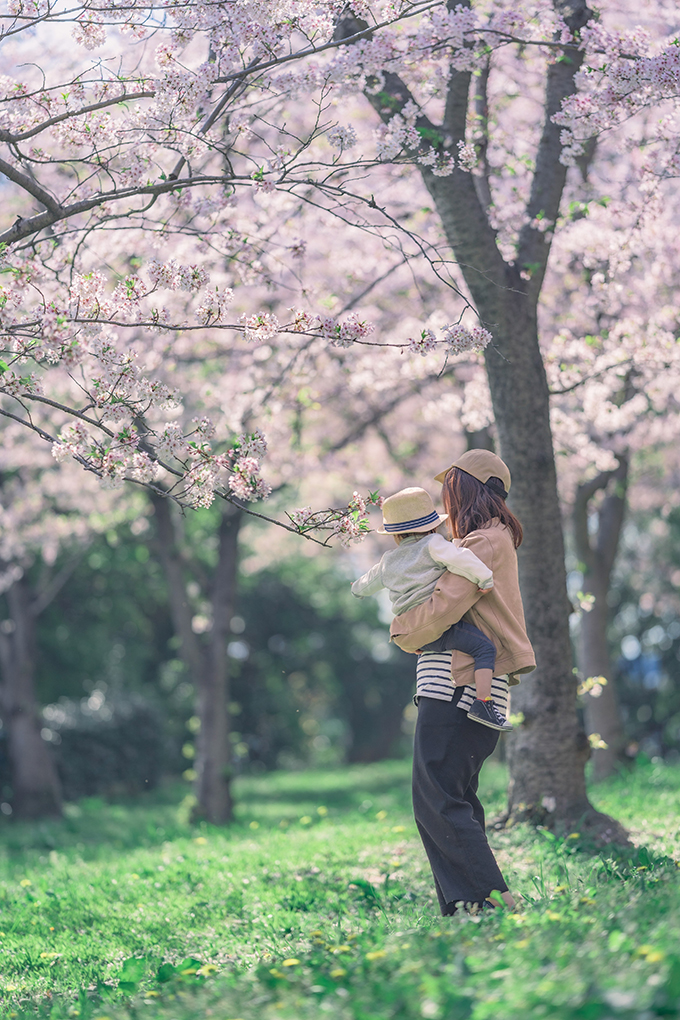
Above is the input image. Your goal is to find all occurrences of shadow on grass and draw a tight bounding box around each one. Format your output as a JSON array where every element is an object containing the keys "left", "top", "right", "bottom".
[{"left": 0, "top": 760, "right": 417, "bottom": 862}]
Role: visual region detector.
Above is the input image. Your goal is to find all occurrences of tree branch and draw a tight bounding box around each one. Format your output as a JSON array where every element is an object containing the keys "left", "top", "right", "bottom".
[
  {"left": 31, "top": 553, "right": 84, "bottom": 617},
  {"left": 595, "top": 453, "right": 628, "bottom": 578},
  {"left": 0, "top": 90, "right": 156, "bottom": 145},
  {"left": 336, "top": 5, "right": 507, "bottom": 319},
  {"left": 0, "top": 155, "right": 61, "bottom": 214},
  {"left": 573, "top": 468, "right": 615, "bottom": 569},
  {"left": 471, "top": 57, "right": 493, "bottom": 213},
  {"left": 516, "top": 0, "right": 593, "bottom": 298}
]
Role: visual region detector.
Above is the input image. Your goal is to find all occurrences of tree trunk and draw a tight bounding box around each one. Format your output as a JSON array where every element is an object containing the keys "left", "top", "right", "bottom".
[
  {"left": 151, "top": 493, "right": 240, "bottom": 823},
  {"left": 580, "top": 583, "right": 625, "bottom": 780},
  {"left": 483, "top": 293, "right": 596, "bottom": 829},
  {"left": 574, "top": 458, "right": 628, "bottom": 780},
  {"left": 0, "top": 576, "right": 62, "bottom": 818},
  {"left": 195, "top": 506, "right": 241, "bottom": 823}
]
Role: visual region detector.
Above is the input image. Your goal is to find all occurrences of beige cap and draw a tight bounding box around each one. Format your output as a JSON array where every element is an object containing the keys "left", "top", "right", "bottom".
[
  {"left": 434, "top": 449, "right": 511, "bottom": 494},
  {"left": 377, "top": 486, "right": 448, "bottom": 535}
]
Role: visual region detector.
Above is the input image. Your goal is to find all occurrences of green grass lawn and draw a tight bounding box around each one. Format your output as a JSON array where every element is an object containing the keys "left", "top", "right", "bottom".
[{"left": 1, "top": 758, "right": 680, "bottom": 1019}]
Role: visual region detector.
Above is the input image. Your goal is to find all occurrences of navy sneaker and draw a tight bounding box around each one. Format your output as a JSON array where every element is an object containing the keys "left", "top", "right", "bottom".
[{"left": 467, "top": 698, "right": 513, "bottom": 731}]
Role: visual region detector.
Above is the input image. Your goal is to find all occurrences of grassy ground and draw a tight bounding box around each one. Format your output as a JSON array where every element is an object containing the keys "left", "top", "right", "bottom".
[{"left": 1, "top": 758, "right": 680, "bottom": 1020}]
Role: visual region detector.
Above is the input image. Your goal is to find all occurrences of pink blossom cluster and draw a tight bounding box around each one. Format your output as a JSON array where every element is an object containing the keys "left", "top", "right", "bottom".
[
  {"left": 148, "top": 259, "right": 210, "bottom": 294},
  {"left": 554, "top": 24, "right": 680, "bottom": 171},
  {"left": 0, "top": 370, "right": 43, "bottom": 398},
  {"left": 227, "top": 454, "right": 271, "bottom": 502},
  {"left": 317, "top": 313, "right": 375, "bottom": 348},
  {"left": 456, "top": 141, "right": 477, "bottom": 172},
  {"left": 72, "top": 14, "right": 107, "bottom": 50},
  {"left": 408, "top": 329, "right": 437, "bottom": 356},
  {"left": 240, "top": 312, "right": 280, "bottom": 343},
  {"left": 326, "top": 124, "right": 358, "bottom": 149},
  {"left": 196, "top": 288, "right": 234, "bottom": 325},
  {"left": 287, "top": 490, "right": 381, "bottom": 544},
  {"left": 443, "top": 323, "right": 493, "bottom": 357},
  {"left": 407, "top": 324, "right": 493, "bottom": 357},
  {"left": 289, "top": 506, "right": 315, "bottom": 528}
]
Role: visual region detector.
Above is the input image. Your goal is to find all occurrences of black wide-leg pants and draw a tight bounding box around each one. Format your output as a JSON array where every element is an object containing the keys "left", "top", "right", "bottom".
[{"left": 412, "top": 690, "right": 509, "bottom": 915}]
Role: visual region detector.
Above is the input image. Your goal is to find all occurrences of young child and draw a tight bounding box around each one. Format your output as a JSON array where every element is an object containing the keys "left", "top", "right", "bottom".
[{"left": 351, "top": 486, "right": 511, "bottom": 731}]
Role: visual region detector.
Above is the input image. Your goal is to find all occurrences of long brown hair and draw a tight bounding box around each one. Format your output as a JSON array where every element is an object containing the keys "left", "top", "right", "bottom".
[{"left": 443, "top": 467, "right": 523, "bottom": 548}]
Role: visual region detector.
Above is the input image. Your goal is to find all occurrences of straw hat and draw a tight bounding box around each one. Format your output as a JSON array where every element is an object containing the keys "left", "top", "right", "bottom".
[
  {"left": 434, "top": 450, "right": 511, "bottom": 498},
  {"left": 377, "top": 487, "right": 448, "bottom": 535}
]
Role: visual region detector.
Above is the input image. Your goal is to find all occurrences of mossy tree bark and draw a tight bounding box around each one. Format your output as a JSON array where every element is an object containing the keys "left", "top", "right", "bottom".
[
  {"left": 0, "top": 576, "right": 62, "bottom": 819},
  {"left": 573, "top": 457, "right": 629, "bottom": 781},
  {"left": 151, "top": 493, "right": 241, "bottom": 824}
]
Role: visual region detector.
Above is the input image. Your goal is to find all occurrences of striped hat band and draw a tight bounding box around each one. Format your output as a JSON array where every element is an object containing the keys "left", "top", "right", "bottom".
[{"left": 383, "top": 510, "right": 441, "bottom": 533}]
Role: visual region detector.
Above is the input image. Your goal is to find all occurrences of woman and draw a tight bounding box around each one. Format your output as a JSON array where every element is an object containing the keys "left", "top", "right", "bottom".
[{"left": 390, "top": 450, "right": 535, "bottom": 915}]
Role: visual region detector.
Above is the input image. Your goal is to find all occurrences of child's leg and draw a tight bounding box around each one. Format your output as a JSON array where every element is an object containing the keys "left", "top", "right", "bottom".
[
  {"left": 473, "top": 668, "right": 493, "bottom": 701},
  {"left": 430, "top": 621, "right": 496, "bottom": 700}
]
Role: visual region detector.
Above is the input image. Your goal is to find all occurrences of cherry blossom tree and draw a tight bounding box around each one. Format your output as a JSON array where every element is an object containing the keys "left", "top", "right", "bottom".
[
  {"left": 0, "top": 420, "right": 139, "bottom": 817},
  {"left": 143, "top": 282, "right": 466, "bottom": 823},
  {"left": 4, "top": 0, "right": 676, "bottom": 836},
  {"left": 547, "top": 207, "right": 680, "bottom": 779}
]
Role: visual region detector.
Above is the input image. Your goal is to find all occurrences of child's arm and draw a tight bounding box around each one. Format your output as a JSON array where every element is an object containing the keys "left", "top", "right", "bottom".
[
  {"left": 427, "top": 533, "right": 494, "bottom": 590},
  {"left": 351, "top": 561, "right": 385, "bottom": 598}
]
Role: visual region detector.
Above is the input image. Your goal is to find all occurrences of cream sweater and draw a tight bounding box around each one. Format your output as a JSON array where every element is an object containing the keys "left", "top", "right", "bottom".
[{"left": 351, "top": 533, "right": 493, "bottom": 616}]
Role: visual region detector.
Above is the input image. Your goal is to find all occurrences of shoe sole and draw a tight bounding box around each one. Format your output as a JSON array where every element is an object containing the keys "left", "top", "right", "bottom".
[{"left": 467, "top": 713, "right": 513, "bottom": 732}]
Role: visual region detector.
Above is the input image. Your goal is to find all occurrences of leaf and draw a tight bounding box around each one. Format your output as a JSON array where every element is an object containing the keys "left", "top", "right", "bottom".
[
  {"left": 175, "top": 957, "right": 204, "bottom": 978},
  {"left": 118, "top": 956, "right": 145, "bottom": 992},
  {"left": 156, "top": 963, "right": 176, "bottom": 983},
  {"left": 348, "top": 878, "right": 381, "bottom": 903},
  {"left": 0, "top": 360, "right": 7, "bottom": 372}
]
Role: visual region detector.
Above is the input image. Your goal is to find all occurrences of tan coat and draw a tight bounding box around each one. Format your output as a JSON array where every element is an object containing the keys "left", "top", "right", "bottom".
[{"left": 389, "top": 520, "right": 536, "bottom": 686}]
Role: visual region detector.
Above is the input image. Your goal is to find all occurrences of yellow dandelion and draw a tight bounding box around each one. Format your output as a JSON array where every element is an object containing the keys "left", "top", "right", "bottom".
[
  {"left": 332, "top": 945, "right": 351, "bottom": 954},
  {"left": 130, "top": 873, "right": 140, "bottom": 880},
  {"left": 330, "top": 968, "right": 346, "bottom": 978},
  {"left": 375, "top": 810, "right": 387, "bottom": 821},
  {"left": 249, "top": 821, "right": 259, "bottom": 830},
  {"left": 19, "top": 879, "right": 31, "bottom": 888},
  {"left": 391, "top": 825, "right": 405, "bottom": 833},
  {"left": 567, "top": 833, "right": 580, "bottom": 840},
  {"left": 299, "top": 816, "right": 312, "bottom": 825},
  {"left": 366, "top": 950, "right": 387, "bottom": 960},
  {"left": 317, "top": 806, "right": 328, "bottom": 816},
  {"left": 269, "top": 969, "right": 285, "bottom": 978},
  {"left": 196, "top": 964, "right": 218, "bottom": 976},
  {"left": 389, "top": 859, "right": 402, "bottom": 867},
  {"left": 281, "top": 958, "right": 300, "bottom": 967},
  {"left": 546, "top": 911, "right": 562, "bottom": 921},
  {"left": 194, "top": 836, "right": 207, "bottom": 845}
]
